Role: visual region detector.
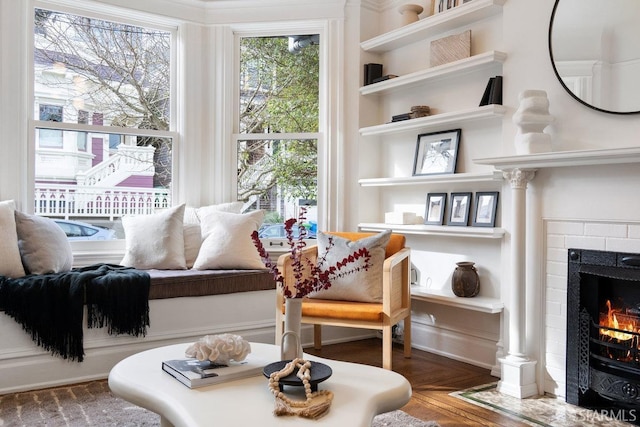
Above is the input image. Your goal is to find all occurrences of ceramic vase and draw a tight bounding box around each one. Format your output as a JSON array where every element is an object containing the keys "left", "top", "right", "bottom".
[
  {"left": 451, "top": 261, "right": 480, "bottom": 297},
  {"left": 281, "top": 298, "right": 303, "bottom": 360},
  {"left": 398, "top": 4, "right": 424, "bottom": 25}
]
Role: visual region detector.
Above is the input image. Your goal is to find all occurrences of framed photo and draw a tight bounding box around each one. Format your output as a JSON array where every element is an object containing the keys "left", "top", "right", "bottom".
[
  {"left": 412, "top": 129, "right": 461, "bottom": 176},
  {"left": 472, "top": 192, "right": 499, "bottom": 227},
  {"left": 424, "top": 193, "right": 447, "bottom": 225},
  {"left": 448, "top": 192, "right": 472, "bottom": 226},
  {"left": 435, "top": 0, "right": 458, "bottom": 13}
]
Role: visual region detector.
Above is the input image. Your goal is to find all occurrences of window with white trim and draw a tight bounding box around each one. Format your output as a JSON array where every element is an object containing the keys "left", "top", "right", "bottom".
[
  {"left": 236, "top": 33, "right": 320, "bottom": 239},
  {"left": 32, "top": 6, "right": 175, "bottom": 240}
]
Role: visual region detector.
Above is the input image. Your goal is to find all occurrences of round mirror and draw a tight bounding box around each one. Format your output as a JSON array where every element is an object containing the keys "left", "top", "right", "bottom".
[{"left": 549, "top": 0, "right": 640, "bottom": 114}]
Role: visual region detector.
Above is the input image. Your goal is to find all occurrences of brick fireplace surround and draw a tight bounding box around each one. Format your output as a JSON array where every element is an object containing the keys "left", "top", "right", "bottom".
[{"left": 476, "top": 146, "right": 640, "bottom": 402}]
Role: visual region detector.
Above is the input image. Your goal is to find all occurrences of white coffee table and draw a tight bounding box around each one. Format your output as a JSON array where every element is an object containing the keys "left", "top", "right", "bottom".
[{"left": 108, "top": 342, "right": 411, "bottom": 427}]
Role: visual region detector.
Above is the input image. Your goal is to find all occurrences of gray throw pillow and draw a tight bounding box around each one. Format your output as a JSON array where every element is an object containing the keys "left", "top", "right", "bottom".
[
  {"left": 0, "top": 200, "right": 26, "bottom": 278},
  {"left": 15, "top": 211, "right": 73, "bottom": 275}
]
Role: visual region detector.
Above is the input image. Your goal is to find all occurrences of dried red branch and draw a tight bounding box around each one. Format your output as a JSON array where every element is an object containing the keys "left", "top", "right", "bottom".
[{"left": 251, "top": 208, "right": 371, "bottom": 298}]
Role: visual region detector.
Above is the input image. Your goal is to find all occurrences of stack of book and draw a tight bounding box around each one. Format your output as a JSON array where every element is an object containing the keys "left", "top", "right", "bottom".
[{"left": 162, "top": 353, "right": 269, "bottom": 388}]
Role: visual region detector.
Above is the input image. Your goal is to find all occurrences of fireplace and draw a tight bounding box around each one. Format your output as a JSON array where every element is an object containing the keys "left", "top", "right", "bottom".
[{"left": 567, "top": 248, "right": 640, "bottom": 424}]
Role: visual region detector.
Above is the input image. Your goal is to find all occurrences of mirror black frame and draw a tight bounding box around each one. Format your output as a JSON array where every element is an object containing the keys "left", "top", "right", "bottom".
[{"left": 548, "top": 0, "right": 640, "bottom": 115}]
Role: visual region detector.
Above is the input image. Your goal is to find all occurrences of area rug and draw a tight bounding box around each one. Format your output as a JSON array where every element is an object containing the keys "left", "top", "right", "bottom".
[
  {"left": 451, "top": 382, "right": 634, "bottom": 427},
  {"left": 0, "top": 380, "right": 436, "bottom": 427}
]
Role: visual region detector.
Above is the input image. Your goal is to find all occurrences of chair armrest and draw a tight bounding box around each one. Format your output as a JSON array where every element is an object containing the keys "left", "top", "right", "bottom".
[{"left": 382, "top": 247, "right": 411, "bottom": 315}]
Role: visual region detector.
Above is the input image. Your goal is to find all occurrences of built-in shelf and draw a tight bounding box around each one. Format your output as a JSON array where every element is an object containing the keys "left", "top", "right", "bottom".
[
  {"left": 359, "top": 104, "right": 506, "bottom": 137},
  {"left": 359, "top": 171, "right": 502, "bottom": 187},
  {"left": 359, "top": 222, "right": 505, "bottom": 239},
  {"left": 360, "top": 51, "right": 507, "bottom": 96},
  {"left": 474, "top": 146, "right": 640, "bottom": 170},
  {"left": 411, "top": 287, "right": 503, "bottom": 313},
  {"left": 361, "top": 0, "right": 506, "bottom": 53}
]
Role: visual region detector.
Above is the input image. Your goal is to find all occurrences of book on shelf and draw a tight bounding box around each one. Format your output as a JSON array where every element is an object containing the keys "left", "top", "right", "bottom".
[
  {"left": 372, "top": 74, "right": 398, "bottom": 84},
  {"left": 162, "top": 353, "right": 268, "bottom": 388},
  {"left": 391, "top": 113, "right": 411, "bottom": 122},
  {"left": 479, "top": 76, "right": 503, "bottom": 106},
  {"left": 489, "top": 75, "right": 503, "bottom": 105},
  {"left": 363, "top": 63, "right": 383, "bottom": 86}
]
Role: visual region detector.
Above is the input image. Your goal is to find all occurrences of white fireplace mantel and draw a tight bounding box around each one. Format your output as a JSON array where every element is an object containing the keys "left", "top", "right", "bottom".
[
  {"left": 471, "top": 145, "right": 640, "bottom": 399},
  {"left": 474, "top": 146, "right": 640, "bottom": 170}
]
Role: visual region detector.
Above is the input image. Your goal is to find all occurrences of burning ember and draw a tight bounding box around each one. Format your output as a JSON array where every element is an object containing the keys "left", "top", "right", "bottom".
[
  {"left": 600, "top": 300, "right": 635, "bottom": 341},
  {"left": 597, "top": 300, "right": 640, "bottom": 363}
]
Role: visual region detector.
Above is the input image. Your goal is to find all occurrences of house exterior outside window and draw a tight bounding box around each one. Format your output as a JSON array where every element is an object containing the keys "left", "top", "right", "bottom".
[{"left": 32, "top": 6, "right": 176, "bottom": 238}]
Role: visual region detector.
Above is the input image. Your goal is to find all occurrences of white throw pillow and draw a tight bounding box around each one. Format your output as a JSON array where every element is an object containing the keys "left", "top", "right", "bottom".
[
  {"left": 0, "top": 200, "right": 26, "bottom": 278},
  {"left": 15, "top": 211, "right": 73, "bottom": 275},
  {"left": 309, "top": 230, "right": 392, "bottom": 303},
  {"left": 196, "top": 201, "right": 244, "bottom": 222},
  {"left": 121, "top": 204, "right": 187, "bottom": 270},
  {"left": 192, "top": 210, "right": 265, "bottom": 270},
  {"left": 183, "top": 202, "right": 244, "bottom": 268}
]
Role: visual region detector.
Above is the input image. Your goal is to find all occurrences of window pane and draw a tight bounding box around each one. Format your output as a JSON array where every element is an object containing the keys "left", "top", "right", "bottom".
[
  {"left": 237, "top": 138, "right": 317, "bottom": 233},
  {"left": 34, "top": 129, "right": 171, "bottom": 239},
  {"left": 239, "top": 35, "right": 319, "bottom": 134},
  {"left": 33, "top": 9, "right": 172, "bottom": 239},
  {"left": 34, "top": 9, "right": 171, "bottom": 130}
]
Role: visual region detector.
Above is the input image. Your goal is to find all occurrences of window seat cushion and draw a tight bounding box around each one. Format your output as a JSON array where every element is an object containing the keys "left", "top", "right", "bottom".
[{"left": 147, "top": 268, "right": 275, "bottom": 300}]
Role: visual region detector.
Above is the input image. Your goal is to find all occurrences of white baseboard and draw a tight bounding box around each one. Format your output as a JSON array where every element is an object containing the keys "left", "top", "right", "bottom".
[{"left": 410, "top": 318, "right": 500, "bottom": 372}]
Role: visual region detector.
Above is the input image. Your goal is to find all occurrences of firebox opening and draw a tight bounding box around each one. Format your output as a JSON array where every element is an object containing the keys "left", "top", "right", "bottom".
[{"left": 567, "top": 248, "right": 640, "bottom": 425}]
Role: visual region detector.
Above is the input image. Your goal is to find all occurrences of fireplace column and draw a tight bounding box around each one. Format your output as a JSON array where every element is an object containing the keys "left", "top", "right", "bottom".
[{"left": 497, "top": 168, "right": 539, "bottom": 398}]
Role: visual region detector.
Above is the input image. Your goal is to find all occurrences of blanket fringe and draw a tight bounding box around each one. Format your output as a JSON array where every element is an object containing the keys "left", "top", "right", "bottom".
[{"left": 0, "top": 264, "right": 150, "bottom": 361}]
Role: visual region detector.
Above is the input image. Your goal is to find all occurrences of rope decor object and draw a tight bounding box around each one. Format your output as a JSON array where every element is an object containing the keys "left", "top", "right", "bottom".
[{"left": 268, "top": 358, "right": 334, "bottom": 419}]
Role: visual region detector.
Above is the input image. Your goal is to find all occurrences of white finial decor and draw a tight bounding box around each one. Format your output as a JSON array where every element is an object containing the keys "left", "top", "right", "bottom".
[{"left": 513, "top": 90, "right": 554, "bottom": 154}]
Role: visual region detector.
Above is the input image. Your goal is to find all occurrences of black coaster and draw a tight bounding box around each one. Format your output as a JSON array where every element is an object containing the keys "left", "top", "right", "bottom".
[{"left": 263, "top": 360, "right": 332, "bottom": 392}]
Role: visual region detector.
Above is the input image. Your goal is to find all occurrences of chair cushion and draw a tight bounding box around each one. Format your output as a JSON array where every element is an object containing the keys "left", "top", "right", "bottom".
[
  {"left": 309, "top": 230, "right": 392, "bottom": 303},
  {"left": 302, "top": 298, "right": 383, "bottom": 322}
]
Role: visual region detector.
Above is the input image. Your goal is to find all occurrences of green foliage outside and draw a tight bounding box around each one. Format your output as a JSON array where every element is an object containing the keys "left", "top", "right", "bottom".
[{"left": 238, "top": 36, "right": 319, "bottom": 204}]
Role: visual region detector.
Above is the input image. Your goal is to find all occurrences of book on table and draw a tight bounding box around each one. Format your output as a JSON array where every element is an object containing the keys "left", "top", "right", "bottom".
[{"left": 162, "top": 353, "right": 268, "bottom": 388}]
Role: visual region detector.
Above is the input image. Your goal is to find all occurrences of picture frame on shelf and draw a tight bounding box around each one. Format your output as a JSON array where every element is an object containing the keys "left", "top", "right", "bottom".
[
  {"left": 424, "top": 193, "right": 447, "bottom": 225},
  {"left": 448, "top": 192, "right": 472, "bottom": 226},
  {"left": 412, "top": 129, "right": 461, "bottom": 176},
  {"left": 435, "top": 0, "right": 456, "bottom": 13},
  {"left": 472, "top": 191, "right": 499, "bottom": 227}
]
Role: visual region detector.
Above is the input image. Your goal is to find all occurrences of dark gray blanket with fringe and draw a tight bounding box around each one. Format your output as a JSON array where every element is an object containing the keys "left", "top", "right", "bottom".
[{"left": 0, "top": 264, "right": 150, "bottom": 362}]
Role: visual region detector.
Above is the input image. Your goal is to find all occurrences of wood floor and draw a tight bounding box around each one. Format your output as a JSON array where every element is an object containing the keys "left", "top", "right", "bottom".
[{"left": 305, "top": 338, "right": 531, "bottom": 427}]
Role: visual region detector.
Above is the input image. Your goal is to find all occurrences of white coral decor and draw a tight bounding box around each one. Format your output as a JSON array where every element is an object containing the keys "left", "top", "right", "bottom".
[{"left": 185, "top": 333, "right": 251, "bottom": 364}]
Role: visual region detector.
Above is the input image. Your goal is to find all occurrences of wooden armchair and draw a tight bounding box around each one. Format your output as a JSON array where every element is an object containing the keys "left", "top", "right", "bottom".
[{"left": 275, "top": 232, "right": 411, "bottom": 370}]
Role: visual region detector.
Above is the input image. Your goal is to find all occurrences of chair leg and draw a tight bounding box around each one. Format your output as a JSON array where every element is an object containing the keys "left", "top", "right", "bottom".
[
  {"left": 382, "top": 325, "right": 392, "bottom": 370},
  {"left": 403, "top": 316, "right": 412, "bottom": 359},
  {"left": 314, "top": 324, "right": 322, "bottom": 350}
]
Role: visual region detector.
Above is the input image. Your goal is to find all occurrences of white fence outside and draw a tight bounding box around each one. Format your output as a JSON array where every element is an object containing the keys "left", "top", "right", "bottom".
[{"left": 35, "top": 183, "right": 171, "bottom": 221}]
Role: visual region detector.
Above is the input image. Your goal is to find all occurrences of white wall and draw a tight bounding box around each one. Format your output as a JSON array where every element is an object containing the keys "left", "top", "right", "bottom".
[{"left": 502, "top": 0, "right": 640, "bottom": 152}]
